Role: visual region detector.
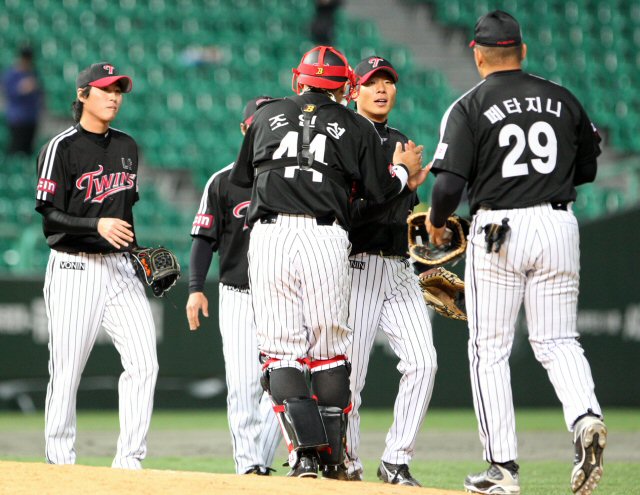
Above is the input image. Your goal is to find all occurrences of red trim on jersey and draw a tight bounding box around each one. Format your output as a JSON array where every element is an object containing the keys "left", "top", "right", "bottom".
[
  {"left": 273, "top": 404, "right": 285, "bottom": 413},
  {"left": 344, "top": 402, "right": 353, "bottom": 414}
]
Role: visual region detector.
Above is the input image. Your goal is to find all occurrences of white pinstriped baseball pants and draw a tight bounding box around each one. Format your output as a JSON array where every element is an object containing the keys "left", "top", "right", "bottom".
[
  {"left": 43, "top": 250, "right": 158, "bottom": 469},
  {"left": 466, "top": 204, "right": 602, "bottom": 464},
  {"left": 346, "top": 253, "right": 437, "bottom": 475},
  {"left": 218, "top": 284, "right": 281, "bottom": 473},
  {"left": 248, "top": 214, "right": 352, "bottom": 370}
]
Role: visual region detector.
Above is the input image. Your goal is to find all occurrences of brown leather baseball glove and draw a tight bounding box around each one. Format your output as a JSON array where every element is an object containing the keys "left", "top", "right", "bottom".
[
  {"left": 418, "top": 267, "right": 467, "bottom": 321},
  {"left": 407, "top": 210, "right": 470, "bottom": 268}
]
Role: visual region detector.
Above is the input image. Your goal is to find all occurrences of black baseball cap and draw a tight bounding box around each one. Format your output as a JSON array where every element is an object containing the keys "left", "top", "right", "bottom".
[
  {"left": 242, "top": 96, "right": 272, "bottom": 126},
  {"left": 76, "top": 62, "right": 132, "bottom": 93},
  {"left": 469, "top": 10, "right": 522, "bottom": 48},
  {"left": 354, "top": 56, "right": 399, "bottom": 84}
]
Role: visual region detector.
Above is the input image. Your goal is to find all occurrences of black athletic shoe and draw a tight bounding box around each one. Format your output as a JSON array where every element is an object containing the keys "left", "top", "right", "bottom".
[
  {"left": 287, "top": 455, "right": 319, "bottom": 478},
  {"left": 464, "top": 463, "right": 520, "bottom": 494},
  {"left": 571, "top": 415, "right": 607, "bottom": 495},
  {"left": 321, "top": 463, "right": 361, "bottom": 481},
  {"left": 243, "top": 465, "right": 274, "bottom": 475},
  {"left": 377, "top": 461, "right": 422, "bottom": 487}
]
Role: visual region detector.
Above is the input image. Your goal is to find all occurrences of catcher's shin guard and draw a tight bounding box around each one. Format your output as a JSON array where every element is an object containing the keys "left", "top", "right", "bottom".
[
  {"left": 317, "top": 405, "right": 349, "bottom": 467},
  {"left": 276, "top": 397, "right": 329, "bottom": 455}
]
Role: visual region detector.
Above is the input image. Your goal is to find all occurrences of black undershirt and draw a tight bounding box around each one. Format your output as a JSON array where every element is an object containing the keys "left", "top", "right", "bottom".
[
  {"left": 189, "top": 236, "right": 214, "bottom": 293},
  {"left": 429, "top": 170, "right": 467, "bottom": 228}
]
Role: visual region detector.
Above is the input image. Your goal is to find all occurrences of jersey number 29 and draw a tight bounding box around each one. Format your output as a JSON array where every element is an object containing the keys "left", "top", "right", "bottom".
[
  {"left": 500, "top": 121, "right": 557, "bottom": 178},
  {"left": 273, "top": 131, "right": 327, "bottom": 182}
]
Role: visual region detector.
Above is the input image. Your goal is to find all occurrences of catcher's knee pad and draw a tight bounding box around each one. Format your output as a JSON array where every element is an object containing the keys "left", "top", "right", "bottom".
[
  {"left": 317, "top": 405, "right": 349, "bottom": 467},
  {"left": 276, "top": 397, "right": 328, "bottom": 452},
  {"left": 310, "top": 357, "right": 351, "bottom": 409}
]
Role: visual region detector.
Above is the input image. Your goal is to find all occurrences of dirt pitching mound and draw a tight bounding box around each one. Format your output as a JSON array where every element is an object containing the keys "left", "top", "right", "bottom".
[{"left": 0, "top": 461, "right": 466, "bottom": 495}]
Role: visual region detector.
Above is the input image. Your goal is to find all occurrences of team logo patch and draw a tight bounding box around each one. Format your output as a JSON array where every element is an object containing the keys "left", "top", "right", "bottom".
[
  {"left": 37, "top": 178, "right": 57, "bottom": 195},
  {"left": 434, "top": 142, "right": 448, "bottom": 160},
  {"left": 368, "top": 57, "right": 384, "bottom": 68},
  {"left": 193, "top": 214, "right": 213, "bottom": 228},
  {"left": 59, "top": 261, "right": 86, "bottom": 270},
  {"left": 103, "top": 64, "right": 115, "bottom": 74},
  {"left": 303, "top": 104, "right": 316, "bottom": 113},
  {"left": 315, "top": 68, "right": 324, "bottom": 75},
  {"left": 121, "top": 157, "right": 134, "bottom": 170},
  {"left": 350, "top": 260, "right": 366, "bottom": 270}
]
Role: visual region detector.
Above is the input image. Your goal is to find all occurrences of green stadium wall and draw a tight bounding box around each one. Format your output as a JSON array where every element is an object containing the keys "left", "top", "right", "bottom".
[{"left": 0, "top": 208, "right": 639, "bottom": 411}]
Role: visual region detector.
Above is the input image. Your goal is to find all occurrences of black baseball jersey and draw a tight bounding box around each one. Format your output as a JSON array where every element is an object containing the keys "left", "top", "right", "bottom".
[
  {"left": 229, "top": 92, "right": 404, "bottom": 229},
  {"left": 191, "top": 164, "right": 251, "bottom": 287},
  {"left": 35, "top": 124, "right": 139, "bottom": 253},
  {"left": 350, "top": 120, "right": 418, "bottom": 256},
  {"left": 431, "top": 69, "right": 601, "bottom": 213}
]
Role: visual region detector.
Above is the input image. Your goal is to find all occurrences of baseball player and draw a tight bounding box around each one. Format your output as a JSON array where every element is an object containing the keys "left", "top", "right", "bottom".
[
  {"left": 345, "top": 56, "right": 437, "bottom": 486},
  {"left": 35, "top": 62, "right": 158, "bottom": 469},
  {"left": 186, "top": 96, "right": 281, "bottom": 475},
  {"left": 229, "top": 45, "right": 428, "bottom": 479},
  {"left": 425, "top": 12, "right": 607, "bottom": 495}
]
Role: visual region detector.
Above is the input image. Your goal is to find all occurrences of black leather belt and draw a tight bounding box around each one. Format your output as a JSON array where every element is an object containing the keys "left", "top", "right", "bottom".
[
  {"left": 260, "top": 213, "right": 336, "bottom": 226},
  {"left": 365, "top": 250, "right": 407, "bottom": 258}
]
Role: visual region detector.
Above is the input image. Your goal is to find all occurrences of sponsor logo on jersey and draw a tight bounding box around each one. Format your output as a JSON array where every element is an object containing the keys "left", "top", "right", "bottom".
[
  {"left": 75, "top": 165, "right": 136, "bottom": 203},
  {"left": 37, "top": 178, "right": 57, "bottom": 195},
  {"left": 59, "top": 261, "right": 86, "bottom": 270},
  {"left": 350, "top": 260, "right": 366, "bottom": 270},
  {"left": 193, "top": 213, "right": 213, "bottom": 228},
  {"left": 232, "top": 201, "right": 250, "bottom": 231}
]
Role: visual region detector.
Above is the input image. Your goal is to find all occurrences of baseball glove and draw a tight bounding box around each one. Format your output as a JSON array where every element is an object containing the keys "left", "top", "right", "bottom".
[
  {"left": 418, "top": 267, "right": 467, "bottom": 321},
  {"left": 407, "top": 210, "right": 470, "bottom": 268},
  {"left": 130, "top": 246, "right": 181, "bottom": 298}
]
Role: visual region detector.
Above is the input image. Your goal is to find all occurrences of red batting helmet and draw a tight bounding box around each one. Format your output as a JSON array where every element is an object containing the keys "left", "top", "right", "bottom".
[{"left": 292, "top": 46, "right": 356, "bottom": 100}]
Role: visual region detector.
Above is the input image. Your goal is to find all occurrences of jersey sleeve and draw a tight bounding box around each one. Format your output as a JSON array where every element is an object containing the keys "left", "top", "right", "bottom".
[
  {"left": 35, "top": 138, "right": 68, "bottom": 211},
  {"left": 229, "top": 126, "right": 255, "bottom": 187},
  {"left": 190, "top": 173, "right": 224, "bottom": 251},
  {"left": 430, "top": 100, "right": 474, "bottom": 179}
]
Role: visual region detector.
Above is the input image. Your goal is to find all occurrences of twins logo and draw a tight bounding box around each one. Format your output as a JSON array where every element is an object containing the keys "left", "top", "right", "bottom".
[
  {"left": 368, "top": 57, "right": 384, "bottom": 68},
  {"left": 103, "top": 64, "right": 115, "bottom": 74},
  {"left": 233, "top": 201, "right": 251, "bottom": 231},
  {"left": 76, "top": 165, "right": 136, "bottom": 203}
]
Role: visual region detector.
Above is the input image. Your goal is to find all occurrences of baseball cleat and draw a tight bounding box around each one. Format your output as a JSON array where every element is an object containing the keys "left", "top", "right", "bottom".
[
  {"left": 321, "top": 462, "right": 362, "bottom": 481},
  {"left": 287, "top": 454, "right": 319, "bottom": 478},
  {"left": 571, "top": 415, "right": 607, "bottom": 495},
  {"left": 243, "top": 465, "right": 274, "bottom": 475},
  {"left": 377, "top": 461, "right": 422, "bottom": 486},
  {"left": 464, "top": 463, "right": 520, "bottom": 494}
]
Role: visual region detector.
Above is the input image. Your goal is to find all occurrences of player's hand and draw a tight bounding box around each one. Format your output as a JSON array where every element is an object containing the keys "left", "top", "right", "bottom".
[
  {"left": 393, "top": 140, "right": 424, "bottom": 176},
  {"left": 426, "top": 215, "right": 453, "bottom": 247},
  {"left": 186, "top": 292, "right": 209, "bottom": 331},
  {"left": 97, "top": 218, "right": 134, "bottom": 249},
  {"left": 407, "top": 161, "right": 432, "bottom": 191}
]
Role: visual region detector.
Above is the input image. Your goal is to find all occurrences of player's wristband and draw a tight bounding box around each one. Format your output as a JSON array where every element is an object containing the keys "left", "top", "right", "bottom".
[{"left": 391, "top": 163, "right": 409, "bottom": 190}]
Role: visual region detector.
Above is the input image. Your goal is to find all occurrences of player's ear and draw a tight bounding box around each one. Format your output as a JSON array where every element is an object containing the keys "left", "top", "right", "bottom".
[
  {"left": 77, "top": 87, "right": 87, "bottom": 102},
  {"left": 521, "top": 43, "right": 527, "bottom": 62},
  {"left": 240, "top": 123, "right": 247, "bottom": 136}
]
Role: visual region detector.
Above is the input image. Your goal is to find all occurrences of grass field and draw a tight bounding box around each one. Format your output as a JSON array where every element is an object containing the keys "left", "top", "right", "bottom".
[{"left": 1, "top": 408, "right": 638, "bottom": 494}]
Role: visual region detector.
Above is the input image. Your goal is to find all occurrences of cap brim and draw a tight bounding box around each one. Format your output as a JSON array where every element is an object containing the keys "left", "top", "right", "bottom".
[
  {"left": 357, "top": 67, "right": 399, "bottom": 85},
  {"left": 88, "top": 75, "right": 133, "bottom": 93}
]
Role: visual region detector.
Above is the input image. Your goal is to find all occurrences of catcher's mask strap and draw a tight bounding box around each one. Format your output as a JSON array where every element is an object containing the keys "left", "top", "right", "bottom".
[{"left": 298, "top": 103, "right": 316, "bottom": 170}]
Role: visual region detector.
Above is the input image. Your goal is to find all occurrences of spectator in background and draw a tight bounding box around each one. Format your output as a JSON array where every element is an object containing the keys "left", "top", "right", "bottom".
[
  {"left": 311, "top": 0, "right": 342, "bottom": 45},
  {"left": 2, "top": 46, "right": 44, "bottom": 155}
]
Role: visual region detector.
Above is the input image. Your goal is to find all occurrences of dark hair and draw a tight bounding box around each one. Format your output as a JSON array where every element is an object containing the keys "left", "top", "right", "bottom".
[
  {"left": 72, "top": 86, "right": 91, "bottom": 122},
  {"left": 477, "top": 45, "right": 524, "bottom": 64}
]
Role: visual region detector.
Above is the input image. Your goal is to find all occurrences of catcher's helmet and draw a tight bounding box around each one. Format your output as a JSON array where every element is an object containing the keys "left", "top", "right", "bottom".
[{"left": 292, "top": 45, "right": 356, "bottom": 98}]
